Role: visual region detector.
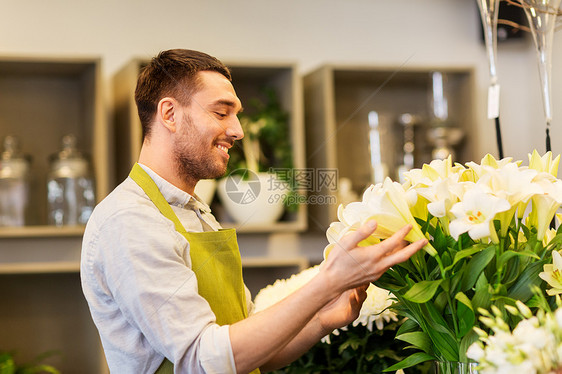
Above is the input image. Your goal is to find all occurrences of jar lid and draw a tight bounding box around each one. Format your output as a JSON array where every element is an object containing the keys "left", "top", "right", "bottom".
[{"left": 0, "top": 136, "right": 30, "bottom": 179}]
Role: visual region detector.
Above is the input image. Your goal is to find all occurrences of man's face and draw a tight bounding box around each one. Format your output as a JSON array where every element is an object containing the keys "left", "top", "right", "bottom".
[{"left": 173, "top": 71, "right": 244, "bottom": 182}]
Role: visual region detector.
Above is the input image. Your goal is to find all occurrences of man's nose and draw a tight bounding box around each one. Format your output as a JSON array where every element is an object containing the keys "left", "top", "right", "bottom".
[{"left": 226, "top": 116, "right": 244, "bottom": 140}]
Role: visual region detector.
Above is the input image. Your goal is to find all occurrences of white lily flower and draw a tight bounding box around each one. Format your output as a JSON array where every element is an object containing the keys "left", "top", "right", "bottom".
[
  {"left": 465, "top": 153, "right": 521, "bottom": 182},
  {"left": 543, "top": 227, "right": 558, "bottom": 247},
  {"left": 529, "top": 178, "right": 562, "bottom": 241},
  {"left": 402, "top": 155, "right": 464, "bottom": 189},
  {"left": 539, "top": 250, "right": 562, "bottom": 296},
  {"left": 476, "top": 162, "right": 541, "bottom": 237},
  {"left": 467, "top": 342, "right": 485, "bottom": 362},
  {"left": 528, "top": 149, "right": 560, "bottom": 178},
  {"left": 415, "top": 174, "right": 466, "bottom": 217},
  {"left": 449, "top": 187, "right": 510, "bottom": 242},
  {"left": 361, "top": 178, "right": 436, "bottom": 255},
  {"left": 404, "top": 187, "right": 430, "bottom": 220}
]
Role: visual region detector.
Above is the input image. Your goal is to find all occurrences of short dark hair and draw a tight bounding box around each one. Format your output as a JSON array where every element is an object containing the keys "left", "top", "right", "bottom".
[{"left": 134, "top": 49, "right": 232, "bottom": 140}]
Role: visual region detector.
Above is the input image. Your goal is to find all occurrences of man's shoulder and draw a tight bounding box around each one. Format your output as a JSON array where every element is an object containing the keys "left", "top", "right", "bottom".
[{"left": 87, "top": 177, "right": 160, "bottom": 229}]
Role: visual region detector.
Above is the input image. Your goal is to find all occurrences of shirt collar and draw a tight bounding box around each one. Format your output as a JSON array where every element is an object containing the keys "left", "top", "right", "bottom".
[{"left": 137, "top": 163, "right": 211, "bottom": 212}]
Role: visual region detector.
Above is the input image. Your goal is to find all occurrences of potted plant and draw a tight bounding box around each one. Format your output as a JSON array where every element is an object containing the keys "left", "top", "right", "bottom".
[
  {"left": 0, "top": 351, "right": 60, "bottom": 374},
  {"left": 217, "top": 88, "right": 295, "bottom": 226}
]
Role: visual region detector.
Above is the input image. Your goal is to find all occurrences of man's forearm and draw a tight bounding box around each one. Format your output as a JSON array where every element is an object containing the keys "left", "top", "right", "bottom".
[
  {"left": 229, "top": 273, "right": 336, "bottom": 374},
  {"left": 258, "top": 313, "right": 329, "bottom": 372}
]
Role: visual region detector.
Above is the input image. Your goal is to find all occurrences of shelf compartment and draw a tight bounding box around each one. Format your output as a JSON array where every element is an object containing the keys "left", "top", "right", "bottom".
[
  {"left": 0, "top": 56, "right": 108, "bottom": 226},
  {"left": 304, "top": 64, "right": 476, "bottom": 230}
]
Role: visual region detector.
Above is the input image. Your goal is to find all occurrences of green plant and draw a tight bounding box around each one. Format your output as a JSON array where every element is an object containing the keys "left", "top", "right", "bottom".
[
  {"left": 226, "top": 87, "right": 298, "bottom": 211},
  {"left": 253, "top": 266, "right": 431, "bottom": 373},
  {"left": 0, "top": 351, "right": 60, "bottom": 374},
  {"left": 226, "top": 87, "right": 292, "bottom": 176},
  {"left": 270, "top": 321, "right": 430, "bottom": 374}
]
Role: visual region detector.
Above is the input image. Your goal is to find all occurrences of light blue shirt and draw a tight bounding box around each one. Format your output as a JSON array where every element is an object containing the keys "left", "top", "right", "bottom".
[{"left": 81, "top": 165, "right": 253, "bottom": 373}]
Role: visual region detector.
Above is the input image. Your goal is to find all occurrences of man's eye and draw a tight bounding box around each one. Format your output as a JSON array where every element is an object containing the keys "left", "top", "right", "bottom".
[{"left": 215, "top": 112, "right": 227, "bottom": 118}]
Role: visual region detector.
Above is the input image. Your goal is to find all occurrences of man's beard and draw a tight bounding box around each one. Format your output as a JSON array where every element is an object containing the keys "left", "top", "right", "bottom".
[
  {"left": 173, "top": 117, "right": 228, "bottom": 184},
  {"left": 174, "top": 148, "right": 227, "bottom": 182}
]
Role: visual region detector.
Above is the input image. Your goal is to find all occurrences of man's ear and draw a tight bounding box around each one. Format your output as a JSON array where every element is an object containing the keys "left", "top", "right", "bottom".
[{"left": 156, "top": 97, "right": 180, "bottom": 133}]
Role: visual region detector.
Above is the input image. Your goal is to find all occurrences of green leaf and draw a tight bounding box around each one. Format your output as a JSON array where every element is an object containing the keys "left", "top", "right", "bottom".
[
  {"left": 447, "top": 244, "right": 489, "bottom": 271},
  {"left": 419, "top": 303, "right": 459, "bottom": 361},
  {"left": 0, "top": 355, "right": 16, "bottom": 374},
  {"left": 498, "top": 249, "right": 540, "bottom": 270},
  {"left": 395, "top": 318, "right": 420, "bottom": 336},
  {"left": 382, "top": 352, "right": 436, "bottom": 372},
  {"left": 374, "top": 271, "right": 405, "bottom": 292},
  {"left": 460, "top": 246, "right": 495, "bottom": 291},
  {"left": 450, "top": 268, "right": 465, "bottom": 295},
  {"left": 454, "top": 291, "right": 473, "bottom": 311},
  {"left": 459, "top": 329, "right": 480, "bottom": 362},
  {"left": 434, "top": 290, "right": 448, "bottom": 313},
  {"left": 433, "top": 224, "right": 449, "bottom": 255},
  {"left": 507, "top": 260, "right": 547, "bottom": 301},
  {"left": 455, "top": 292, "right": 475, "bottom": 337},
  {"left": 471, "top": 273, "right": 491, "bottom": 311},
  {"left": 403, "top": 280, "right": 443, "bottom": 303},
  {"left": 396, "top": 331, "right": 434, "bottom": 355}
]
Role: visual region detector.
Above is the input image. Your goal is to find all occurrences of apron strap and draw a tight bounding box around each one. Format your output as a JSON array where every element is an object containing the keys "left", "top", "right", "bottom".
[{"left": 129, "top": 163, "right": 187, "bottom": 233}]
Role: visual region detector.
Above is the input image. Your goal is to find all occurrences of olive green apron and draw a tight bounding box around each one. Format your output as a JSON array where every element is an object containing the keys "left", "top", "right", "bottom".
[{"left": 129, "top": 164, "right": 260, "bottom": 374}]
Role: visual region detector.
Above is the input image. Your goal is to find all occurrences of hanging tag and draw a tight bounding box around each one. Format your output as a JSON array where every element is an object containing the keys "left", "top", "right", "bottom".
[{"left": 487, "top": 84, "right": 500, "bottom": 119}]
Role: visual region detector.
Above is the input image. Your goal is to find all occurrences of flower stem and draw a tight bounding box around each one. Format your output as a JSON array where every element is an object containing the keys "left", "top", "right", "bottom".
[{"left": 446, "top": 290, "right": 460, "bottom": 338}]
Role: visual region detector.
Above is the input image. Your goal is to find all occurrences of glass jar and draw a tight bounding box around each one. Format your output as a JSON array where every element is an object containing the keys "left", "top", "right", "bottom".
[
  {"left": 0, "top": 136, "right": 30, "bottom": 227},
  {"left": 47, "top": 135, "right": 95, "bottom": 226}
]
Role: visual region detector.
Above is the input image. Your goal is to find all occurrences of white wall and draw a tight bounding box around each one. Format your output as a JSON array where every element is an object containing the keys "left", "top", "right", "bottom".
[{"left": 1, "top": 0, "right": 561, "bottom": 161}]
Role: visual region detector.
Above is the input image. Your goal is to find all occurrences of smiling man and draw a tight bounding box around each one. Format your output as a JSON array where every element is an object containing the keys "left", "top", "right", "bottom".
[{"left": 80, "top": 49, "right": 427, "bottom": 374}]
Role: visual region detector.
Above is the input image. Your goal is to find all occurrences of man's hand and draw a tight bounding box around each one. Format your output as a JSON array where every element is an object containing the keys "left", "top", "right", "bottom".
[
  {"left": 320, "top": 220, "right": 427, "bottom": 298},
  {"left": 317, "top": 284, "right": 368, "bottom": 333}
]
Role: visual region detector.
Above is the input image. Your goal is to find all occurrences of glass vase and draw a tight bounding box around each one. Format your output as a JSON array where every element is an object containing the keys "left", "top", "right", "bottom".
[
  {"left": 520, "top": 0, "right": 561, "bottom": 126},
  {"left": 475, "top": 0, "right": 500, "bottom": 86},
  {"left": 433, "top": 361, "right": 478, "bottom": 374}
]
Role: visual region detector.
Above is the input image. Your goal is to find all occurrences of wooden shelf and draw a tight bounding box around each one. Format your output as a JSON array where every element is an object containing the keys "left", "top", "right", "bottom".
[
  {"left": 221, "top": 220, "right": 306, "bottom": 233},
  {"left": 242, "top": 256, "right": 308, "bottom": 269},
  {"left": 0, "top": 225, "right": 85, "bottom": 238},
  {"left": 0, "top": 261, "right": 80, "bottom": 274}
]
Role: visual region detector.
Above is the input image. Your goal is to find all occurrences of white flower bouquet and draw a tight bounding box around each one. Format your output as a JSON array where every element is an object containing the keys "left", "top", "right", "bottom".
[
  {"left": 467, "top": 296, "right": 562, "bottom": 374},
  {"left": 324, "top": 150, "right": 562, "bottom": 371}
]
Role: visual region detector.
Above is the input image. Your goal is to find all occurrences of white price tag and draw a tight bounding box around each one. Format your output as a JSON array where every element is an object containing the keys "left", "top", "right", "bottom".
[{"left": 488, "top": 84, "right": 500, "bottom": 119}]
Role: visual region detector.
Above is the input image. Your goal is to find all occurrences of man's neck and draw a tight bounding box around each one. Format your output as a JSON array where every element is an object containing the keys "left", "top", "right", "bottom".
[{"left": 138, "top": 144, "right": 197, "bottom": 195}]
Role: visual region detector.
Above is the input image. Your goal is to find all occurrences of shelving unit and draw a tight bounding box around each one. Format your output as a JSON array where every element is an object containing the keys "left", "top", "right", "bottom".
[
  {"left": 113, "top": 58, "right": 307, "bottom": 232},
  {"left": 0, "top": 56, "right": 108, "bottom": 374},
  {"left": 304, "top": 65, "right": 476, "bottom": 230},
  {"left": 0, "top": 57, "right": 108, "bottom": 229}
]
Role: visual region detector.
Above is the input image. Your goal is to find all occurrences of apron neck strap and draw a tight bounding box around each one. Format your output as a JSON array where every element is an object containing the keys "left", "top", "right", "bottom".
[{"left": 129, "top": 163, "right": 187, "bottom": 233}]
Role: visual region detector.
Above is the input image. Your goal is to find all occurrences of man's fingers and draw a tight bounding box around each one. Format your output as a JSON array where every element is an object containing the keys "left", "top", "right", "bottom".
[
  {"left": 352, "top": 286, "right": 368, "bottom": 305},
  {"left": 336, "top": 220, "right": 378, "bottom": 251},
  {"left": 374, "top": 224, "right": 414, "bottom": 254},
  {"left": 379, "top": 238, "right": 427, "bottom": 270}
]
